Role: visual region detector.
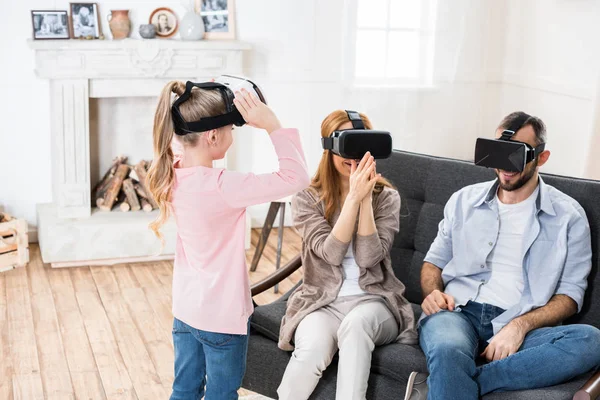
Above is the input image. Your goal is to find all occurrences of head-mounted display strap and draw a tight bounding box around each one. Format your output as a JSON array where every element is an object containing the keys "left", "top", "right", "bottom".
[
  {"left": 322, "top": 136, "right": 334, "bottom": 150},
  {"left": 527, "top": 142, "right": 546, "bottom": 162},
  {"left": 346, "top": 110, "right": 365, "bottom": 130},
  {"left": 500, "top": 112, "right": 531, "bottom": 140},
  {"left": 171, "top": 81, "right": 240, "bottom": 135}
]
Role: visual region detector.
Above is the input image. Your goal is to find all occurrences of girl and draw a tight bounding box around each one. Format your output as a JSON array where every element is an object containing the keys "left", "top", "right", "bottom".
[
  {"left": 277, "top": 110, "right": 418, "bottom": 400},
  {"left": 147, "top": 81, "right": 310, "bottom": 400}
]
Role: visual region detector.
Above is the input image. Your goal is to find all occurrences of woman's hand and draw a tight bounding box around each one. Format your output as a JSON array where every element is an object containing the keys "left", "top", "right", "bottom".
[
  {"left": 233, "top": 89, "right": 282, "bottom": 134},
  {"left": 348, "top": 152, "right": 380, "bottom": 204},
  {"left": 362, "top": 161, "right": 380, "bottom": 205}
]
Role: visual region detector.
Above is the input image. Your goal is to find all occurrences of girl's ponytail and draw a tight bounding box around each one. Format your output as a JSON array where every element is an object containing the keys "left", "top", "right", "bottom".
[{"left": 147, "top": 81, "right": 185, "bottom": 244}]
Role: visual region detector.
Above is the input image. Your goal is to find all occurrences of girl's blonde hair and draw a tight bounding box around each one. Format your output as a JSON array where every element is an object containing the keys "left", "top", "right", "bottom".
[
  {"left": 147, "top": 81, "right": 227, "bottom": 242},
  {"left": 312, "top": 110, "right": 394, "bottom": 222}
]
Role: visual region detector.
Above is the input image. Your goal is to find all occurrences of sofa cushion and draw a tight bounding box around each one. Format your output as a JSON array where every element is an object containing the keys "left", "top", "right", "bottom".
[
  {"left": 251, "top": 300, "right": 287, "bottom": 342},
  {"left": 371, "top": 343, "right": 427, "bottom": 382}
]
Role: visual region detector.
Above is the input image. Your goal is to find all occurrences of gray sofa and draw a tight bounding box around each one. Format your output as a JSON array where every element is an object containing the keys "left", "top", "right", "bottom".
[{"left": 243, "top": 150, "right": 600, "bottom": 400}]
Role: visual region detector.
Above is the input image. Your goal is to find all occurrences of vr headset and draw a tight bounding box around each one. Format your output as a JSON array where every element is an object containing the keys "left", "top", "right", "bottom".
[
  {"left": 171, "top": 75, "right": 266, "bottom": 135},
  {"left": 321, "top": 110, "right": 392, "bottom": 159},
  {"left": 474, "top": 112, "right": 546, "bottom": 172}
]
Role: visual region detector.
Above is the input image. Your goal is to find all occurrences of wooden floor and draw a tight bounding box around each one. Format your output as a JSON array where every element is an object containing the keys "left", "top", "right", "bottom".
[{"left": 0, "top": 228, "right": 302, "bottom": 400}]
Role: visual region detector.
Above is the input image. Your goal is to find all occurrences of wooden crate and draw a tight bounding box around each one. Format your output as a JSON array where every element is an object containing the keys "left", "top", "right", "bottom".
[{"left": 0, "top": 213, "right": 29, "bottom": 272}]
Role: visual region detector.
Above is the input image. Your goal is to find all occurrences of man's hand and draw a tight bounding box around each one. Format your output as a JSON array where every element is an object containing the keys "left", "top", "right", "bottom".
[
  {"left": 421, "top": 289, "right": 455, "bottom": 316},
  {"left": 481, "top": 321, "right": 527, "bottom": 362}
]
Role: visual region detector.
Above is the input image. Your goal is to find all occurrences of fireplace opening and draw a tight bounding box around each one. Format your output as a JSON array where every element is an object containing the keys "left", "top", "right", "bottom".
[{"left": 89, "top": 97, "right": 157, "bottom": 212}]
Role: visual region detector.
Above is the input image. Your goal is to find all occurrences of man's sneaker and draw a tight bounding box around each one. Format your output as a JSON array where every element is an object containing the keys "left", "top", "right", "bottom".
[{"left": 403, "top": 371, "right": 429, "bottom": 400}]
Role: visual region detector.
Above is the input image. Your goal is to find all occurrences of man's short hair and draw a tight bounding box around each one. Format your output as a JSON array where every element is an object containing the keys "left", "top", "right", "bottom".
[{"left": 498, "top": 111, "right": 547, "bottom": 145}]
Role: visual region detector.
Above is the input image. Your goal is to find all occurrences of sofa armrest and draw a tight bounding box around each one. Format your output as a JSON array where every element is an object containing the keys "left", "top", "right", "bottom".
[
  {"left": 574, "top": 370, "right": 600, "bottom": 400},
  {"left": 251, "top": 254, "right": 302, "bottom": 297}
]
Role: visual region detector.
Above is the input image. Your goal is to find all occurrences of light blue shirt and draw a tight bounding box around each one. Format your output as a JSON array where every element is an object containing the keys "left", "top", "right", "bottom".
[{"left": 424, "top": 177, "right": 592, "bottom": 335}]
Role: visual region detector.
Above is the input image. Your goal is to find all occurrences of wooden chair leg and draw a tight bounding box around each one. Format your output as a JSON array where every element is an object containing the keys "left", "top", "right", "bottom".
[
  {"left": 250, "top": 202, "right": 280, "bottom": 272},
  {"left": 274, "top": 202, "right": 286, "bottom": 294}
]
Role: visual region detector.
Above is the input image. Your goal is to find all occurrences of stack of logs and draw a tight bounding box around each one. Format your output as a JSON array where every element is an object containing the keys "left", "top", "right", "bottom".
[{"left": 92, "top": 156, "right": 158, "bottom": 212}]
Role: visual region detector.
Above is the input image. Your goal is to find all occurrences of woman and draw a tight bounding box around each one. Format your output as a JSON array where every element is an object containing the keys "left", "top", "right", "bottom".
[
  {"left": 157, "top": 13, "right": 172, "bottom": 34},
  {"left": 277, "top": 110, "right": 418, "bottom": 400}
]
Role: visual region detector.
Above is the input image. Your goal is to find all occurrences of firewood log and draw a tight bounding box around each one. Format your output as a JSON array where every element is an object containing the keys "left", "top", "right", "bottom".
[
  {"left": 140, "top": 197, "right": 153, "bottom": 213},
  {"left": 134, "top": 183, "right": 149, "bottom": 200},
  {"left": 92, "top": 155, "right": 127, "bottom": 202},
  {"left": 119, "top": 200, "right": 131, "bottom": 212},
  {"left": 134, "top": 161, "right": 158, "bottom": 209},
  {"left": 122, "top": 179, "right": 141, "bottom": 211},
  {"left": 99, "top": 164, "right": 130, "bottom": 211}
]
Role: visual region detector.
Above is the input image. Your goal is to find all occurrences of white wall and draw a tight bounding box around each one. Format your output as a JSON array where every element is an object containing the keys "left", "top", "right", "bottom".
[
  {"left": 1, "top": 0, "right": 599, "bottom": 235},
  {"left": 493, "top": 0, "right": 600, "bottom": 178}
]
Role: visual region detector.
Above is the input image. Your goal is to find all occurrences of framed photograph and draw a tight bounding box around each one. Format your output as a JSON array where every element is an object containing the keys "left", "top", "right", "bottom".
[
  {"left": 31, "top": 11, "right": 70, "bottom": 40},
  {"left": 69, "top": 3, "right": 101, "bottom": 38},
  {"left": 149, "top": 8, "right": 179, "bottom": 38},
  {"left": 195, "top": 0, "right": 236, "bottom": 39}
]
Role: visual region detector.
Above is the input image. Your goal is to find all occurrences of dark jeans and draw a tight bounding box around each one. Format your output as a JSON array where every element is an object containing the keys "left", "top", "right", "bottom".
[
  {"left": 170, "top": 318, "right": 249, "bottom": 400},
  {"left": 419, "top": 301, "right": 600, "bottom": 400}
]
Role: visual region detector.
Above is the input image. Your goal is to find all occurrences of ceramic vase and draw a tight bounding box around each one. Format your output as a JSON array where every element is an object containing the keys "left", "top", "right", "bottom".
[
  {"left": 180, "top": 10, "right": 205, "bottom": 40},
  {"left": 107, "top": 10, "right": 131, "bottom": 39}
]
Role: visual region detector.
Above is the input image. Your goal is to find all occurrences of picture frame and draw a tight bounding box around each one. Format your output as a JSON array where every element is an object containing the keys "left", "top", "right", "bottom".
[
  {"left": 31, "top": 10, "right": 70, "bottom": 40},
  {"left": 69, "top": 3, "right": 101, "bottom": 38},
  {"left": 149, "top": 7, "right": 179, "bottom": 38},
  {"left": 195, "top": 0, "right": 236, "bottom": 40}
]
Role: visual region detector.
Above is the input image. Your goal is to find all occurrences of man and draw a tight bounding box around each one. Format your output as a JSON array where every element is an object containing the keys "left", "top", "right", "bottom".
[{"left": 404, "top": 112, "right": 600, "bottom": 400}]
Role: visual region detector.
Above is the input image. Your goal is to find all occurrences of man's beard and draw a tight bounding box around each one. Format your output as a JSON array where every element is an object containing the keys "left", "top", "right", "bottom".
[{"left": 496, "top": 158, "right": 538, "bottom": 192}]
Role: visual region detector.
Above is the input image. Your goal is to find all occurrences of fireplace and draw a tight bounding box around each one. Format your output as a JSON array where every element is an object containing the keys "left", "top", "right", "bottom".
[{"left": 29, "top": 39, "right": 251, "bottom": 267}]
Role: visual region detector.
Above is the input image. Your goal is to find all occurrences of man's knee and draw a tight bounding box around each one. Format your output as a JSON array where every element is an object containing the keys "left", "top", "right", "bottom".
[{"left": 420, "top": 311, "right": 476, "bottom": 361}]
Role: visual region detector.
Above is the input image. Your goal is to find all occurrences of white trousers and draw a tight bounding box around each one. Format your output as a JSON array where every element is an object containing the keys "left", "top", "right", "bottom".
[{"left": 277, "top": 295, "right": 399, "bottom": 400}]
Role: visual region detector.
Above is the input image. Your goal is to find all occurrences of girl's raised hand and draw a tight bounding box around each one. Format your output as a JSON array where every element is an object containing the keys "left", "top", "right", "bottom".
[{"left": 233, "top": 89, "right": 282, "bottom": 134}]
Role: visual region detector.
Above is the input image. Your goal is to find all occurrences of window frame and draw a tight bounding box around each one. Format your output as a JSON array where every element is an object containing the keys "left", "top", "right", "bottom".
[{"left": 343, "top": 0, "right": 438, "bottom": 88}]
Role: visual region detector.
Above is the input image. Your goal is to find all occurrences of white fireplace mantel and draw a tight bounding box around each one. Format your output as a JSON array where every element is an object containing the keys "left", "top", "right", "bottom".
[
  {"left": 30, "top": 39, "right": 251, "bottom": 265},
  {"left": 29, "top": 39, "right": 251, "bottom": 98}
]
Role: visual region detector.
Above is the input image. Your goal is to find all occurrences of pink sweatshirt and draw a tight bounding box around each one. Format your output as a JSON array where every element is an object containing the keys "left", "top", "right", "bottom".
[{"left": 171, "top": 128, "right": 310, "bottom": 335}]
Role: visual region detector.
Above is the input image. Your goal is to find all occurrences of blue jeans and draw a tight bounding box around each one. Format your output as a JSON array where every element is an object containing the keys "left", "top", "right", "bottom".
[
  {"left": 170, "top": 318, "right": 249, "bottom": 400},
  {"left": 419, "top": 301, "right": 600, "bottom": 400}
]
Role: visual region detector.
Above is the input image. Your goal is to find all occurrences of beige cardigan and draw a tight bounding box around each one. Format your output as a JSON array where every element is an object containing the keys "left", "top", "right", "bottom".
[{"left": 278, "top": 186, "right": 418, "bottom": 351}]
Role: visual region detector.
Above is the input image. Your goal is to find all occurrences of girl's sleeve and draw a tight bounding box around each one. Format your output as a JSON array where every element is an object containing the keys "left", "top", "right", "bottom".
[{"left": 217, "top": 128, "right": 310, "bottom": 208}]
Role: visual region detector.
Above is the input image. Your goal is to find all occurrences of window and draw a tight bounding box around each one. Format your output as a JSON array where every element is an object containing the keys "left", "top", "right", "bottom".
[{"left": 347, "top": 0, "right": 437, "bottom": 87}]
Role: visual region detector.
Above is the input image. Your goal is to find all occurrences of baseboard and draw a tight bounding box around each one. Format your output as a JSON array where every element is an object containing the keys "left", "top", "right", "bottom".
[{"left": 28, "top": 225, "right": 38, "bottom": 243}]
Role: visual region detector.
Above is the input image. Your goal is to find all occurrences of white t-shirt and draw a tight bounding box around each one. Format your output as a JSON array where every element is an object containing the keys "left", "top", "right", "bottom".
[
  {"left": 475, "top": 186, "right": 539, "bottom": 310},
  {"left": 338, "top": 243, "right": 367, "bottom": 297}
]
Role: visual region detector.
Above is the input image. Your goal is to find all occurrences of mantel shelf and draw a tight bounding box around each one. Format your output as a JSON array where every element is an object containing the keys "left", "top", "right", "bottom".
[
  {"left": 28, "top": 37, "right": 250, "bottom": 82},
  {"left": 27, "top": 38, "right": 252, "bottom": 51}
]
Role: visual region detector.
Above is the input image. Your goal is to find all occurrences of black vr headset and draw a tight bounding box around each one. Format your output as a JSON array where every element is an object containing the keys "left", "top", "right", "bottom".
[
  {"left": 171, "top": 75, "right": 266, "bottom": 135},
  {"left": 321, "top": 110, "right": 392, "bottom": 159},
  {"left": 474, "top": 112, "right": 546, "bottom": 172}
]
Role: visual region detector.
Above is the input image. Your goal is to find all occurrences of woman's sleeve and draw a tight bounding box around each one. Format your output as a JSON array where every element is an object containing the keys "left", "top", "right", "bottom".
[
  {"left": 354, "top": 189, "right": 400, "bottom": 269},
  {"left": 292, "top": 190, "right": 350, "bottom": 266},
  {"left": 217, "top": 128, "right": 311, "bottom": 209}
]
